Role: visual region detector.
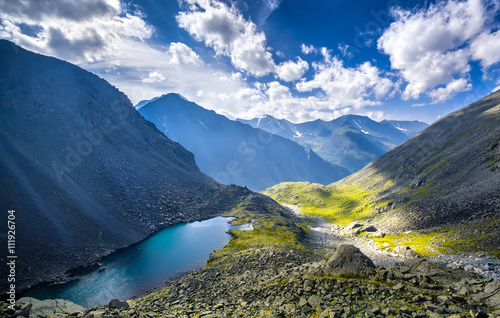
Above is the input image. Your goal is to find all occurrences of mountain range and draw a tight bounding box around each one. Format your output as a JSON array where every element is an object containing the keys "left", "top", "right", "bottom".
[
  {"left": 265, "top": 90, "right": 500, "bottom": 255},
  {"left": 0, "top": 40, "right": 278, "bottom": 291},
  {"left": 137, "top": 94, "right": 348, "bottom": 191},
  {"left": 238, "top": 115, "right": 428, "bottom": 172}
]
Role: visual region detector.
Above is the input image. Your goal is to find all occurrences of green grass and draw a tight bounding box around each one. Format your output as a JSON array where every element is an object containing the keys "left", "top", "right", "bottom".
[
  {"left": 263, "top": 182, "right": 381, "bottom": 225},
  {"left": 205, "top": 201, "right": 311, "bottom": 267},
  {"left": 371, "top": 231, "right": 446, "bottom": 257},
  {"left": 370, "top": 219, "right": 500, "bottom": 258}
]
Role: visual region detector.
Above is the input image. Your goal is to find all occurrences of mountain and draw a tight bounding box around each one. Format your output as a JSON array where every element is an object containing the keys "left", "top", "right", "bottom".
[
  {"left": 0, "top": 40, "right": 269, "bottom": 291},
  {"left": 137, "top": 94, "right": 348, "bottom": 191},
  {"left": 264, "top": 90, "right": 500, "bottom": 256},
  {"left": 380, "top": 119, "right": 429, "bottom": 137},
  {"left": 238, "top": 115, "right": 428, "bottom": 172}
]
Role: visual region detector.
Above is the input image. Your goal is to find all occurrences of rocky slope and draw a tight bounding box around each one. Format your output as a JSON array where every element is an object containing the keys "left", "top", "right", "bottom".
[
  {"left": 3, "top": 196, "right": 499, "bottom": 318},
  {"left": 264, "top": 91, "right": 500, "bottom": 257},
  {"left": 0, "top": 40, "right": 268, "bottom": 291},
  {"left": 137, "top": 93, "right": 348, "bottom": 191},
  {"left": 238, "top": 115, "right": 428, "bottom": 172},
  {"left": 4, "top": 244, "right": 499, "bottom": 317}
]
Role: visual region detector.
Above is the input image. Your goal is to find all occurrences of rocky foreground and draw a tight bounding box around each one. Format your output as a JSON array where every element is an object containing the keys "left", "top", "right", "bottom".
[{"left": 3, "top": 243, "right": 500, "bottom": 318}]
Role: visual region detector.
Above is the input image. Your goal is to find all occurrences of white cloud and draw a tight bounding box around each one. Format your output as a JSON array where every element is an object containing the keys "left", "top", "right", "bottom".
[
  {"left": 428, "top": 78, "right": 472, "bottom": 103},
  {"left": 378, "top": 0, "right": 498, "bottom": 103},
  {"left": 142, "top": 71, "right": 166, "bottom": 83},
  {"left": 176, "top": 0, "right": 276, "bottom": 76},
  {"left": 470, "top": 29, "right": 500, "bottom": 68},
  {"left": 0, "top": 0, "right": 153, "bottom": 63},
  {"left": 276, "top": 57, "right": 309, "bottom": 82},
  {"left": 296, "top": 55, "right": 394, "bottom": 109},
  {"left": 493, "top": 86, "right": 500, "bottom": 93},
  {"left": 166, "top": 42, "right": 202, "bottom": 66},
  {"left": 301, "top": 44, "right": 317, "bottom": 55}
]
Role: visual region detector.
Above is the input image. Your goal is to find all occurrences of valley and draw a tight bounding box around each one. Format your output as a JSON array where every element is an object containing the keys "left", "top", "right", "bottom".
[{"left": 1, "top": 38, "right": 499, "bottom": 318}]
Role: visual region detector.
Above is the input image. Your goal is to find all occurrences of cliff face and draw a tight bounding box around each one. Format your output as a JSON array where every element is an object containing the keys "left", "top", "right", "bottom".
[{"left": 0, "top": 40, "right": 253, "bottom": 290}]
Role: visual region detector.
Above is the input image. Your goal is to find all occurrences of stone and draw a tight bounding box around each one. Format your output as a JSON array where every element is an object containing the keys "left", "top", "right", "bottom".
[
  {"left": 427, "top": 310, "right": 444, "bottom": 318},
  {"left": 107, "top": 299, "right": 130, "bottom": 309},
  {"left": 371, "top": 306, "right": 381, "bottom": 315},
  {"left": 16, "top": 297, "right": 86, "bottom": 317},
  {"left": 304, "top": 279, "right": 314, "bottom": 292},
  {"left": 484, "top": 281, "right": 500, "bottom": 294},
  {"left": 318, "top": 308, "right": 332, "bottom": 318},
  {"left": 361, "top": 225, "right": 378, "bottom": 233},
  {"left": 392, "top": 283, "right": 405, "bottom": 291},
  {"left": 299, "top": 297, "right": 308, "bottom": 307},
  {"left": 308, "top": 295, "right": 321, "bottom": 308},
  {"left": 393, "top": 246, "right": 420, "bottom": 259},
  {"left": 437, "top": 295, "right": 453, "bottom": 304},
  {"left": 322, "top": 245, "right": 376, "bottom": 277},
  {"left": 372, "top": 231, "right": 385, "bottom": 238},
  {"left": 424, "top": 302, "right": 446, "bottom": 314}
]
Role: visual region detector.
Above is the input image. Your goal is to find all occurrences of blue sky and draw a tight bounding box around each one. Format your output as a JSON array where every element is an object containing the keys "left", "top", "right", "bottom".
[{"left": 1, "top": 0, "right": 499, "bottom": 124}]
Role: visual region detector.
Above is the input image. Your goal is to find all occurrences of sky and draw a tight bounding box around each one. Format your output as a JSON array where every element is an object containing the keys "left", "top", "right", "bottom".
[{"left": 1, "top": 0, "right": 499, "bottom": 124}]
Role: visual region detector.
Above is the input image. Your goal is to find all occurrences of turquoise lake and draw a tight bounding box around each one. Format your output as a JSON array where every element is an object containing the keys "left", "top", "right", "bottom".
[{"left": 23, "top": 216, "right": 235, "bottom": 307}]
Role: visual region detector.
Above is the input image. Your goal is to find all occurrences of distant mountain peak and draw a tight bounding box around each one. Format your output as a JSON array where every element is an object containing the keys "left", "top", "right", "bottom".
[
  {"left": 237, "top": 114, "right": 428, "bottom": 172},
  {"left": 138, "top": 95, "right": 348, "bottom": 191}
]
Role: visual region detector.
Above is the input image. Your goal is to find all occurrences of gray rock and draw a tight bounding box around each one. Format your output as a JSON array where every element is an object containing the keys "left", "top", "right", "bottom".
[
  {"left": 308, "top": 295, "right": 321, "bottom": 308},
  {"left": 322, "top": 245, "right": 376, "bottom": 277},
  {"left": 484, "top": 281, "right": 500, "bottom": 294},
  {"left": 107, "top": 299, "right": 130, "bottom": 309},
  {"left": 299, "top": 297, "right": 308, "bottom": 307},
  {"left": 427, "top": 310, "right": 445, "bottom": 318},
  {"left": 16, "top": 297, "right": 85, "bottom": 317},
  {"left": 393, "top": 246, "right": 421, "bottom": 259},
  {"left": 437, "top": 295, "right": 453, "bottom": 304}
]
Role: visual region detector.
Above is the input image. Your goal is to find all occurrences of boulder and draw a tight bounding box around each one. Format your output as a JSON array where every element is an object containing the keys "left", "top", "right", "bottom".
[
  {"left": 393, "top": 245, "right": 421, "bottom": 259},
  {"left": 321, "top": 244, "right": 376, "bottom": 277},
  {"left": 107, "top": 299, "right": 130, "bottom": 309},
  {"left": 16, "top": 297, "right": 85, "bottom": 317}
]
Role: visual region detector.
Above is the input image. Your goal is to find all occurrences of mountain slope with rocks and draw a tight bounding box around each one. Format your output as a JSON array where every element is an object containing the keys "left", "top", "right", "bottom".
[
  {"left": 138, "top": 93, "right": 348, "bottom": 191},
  {"left": 0, "top": 40, "right": 272, "bottom": 292},
  {"left": 265, "top": 91, "right": 500, "bottom": 258},
  {"left": 239, "top": 115, "right": 428, "bottom": 172}
]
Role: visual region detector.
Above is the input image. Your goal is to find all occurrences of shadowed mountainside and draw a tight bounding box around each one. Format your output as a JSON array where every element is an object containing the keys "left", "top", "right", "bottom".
[
  {"left": 0, "top": 40, "right": 279, "bottom": 291},
  {"left": 138, "top": 93, "right": 348, "bottom": 191}
]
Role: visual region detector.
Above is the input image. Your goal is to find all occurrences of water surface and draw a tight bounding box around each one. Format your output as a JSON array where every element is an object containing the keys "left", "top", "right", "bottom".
[{"left": 24, "top": 216, "right": 234, "bottom": 307}]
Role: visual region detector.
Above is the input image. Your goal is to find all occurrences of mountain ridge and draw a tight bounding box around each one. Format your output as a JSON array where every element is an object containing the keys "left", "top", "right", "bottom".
[
  {"left": 138, "top": 93, "right": 349, "bottom": 191},
  {"left": 264, "top": 90, "right": 500, "bottom": 256},
  {"left": 0, "top": 40, "right": 276, "bottom": 291},
  {"left": 238, "top": 114, "right": 428, "bottom": 172}
]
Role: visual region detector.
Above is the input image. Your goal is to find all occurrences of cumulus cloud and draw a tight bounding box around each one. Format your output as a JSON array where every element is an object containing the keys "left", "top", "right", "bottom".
[
  {"left": 301, "top": 44, "right": 317, "bottom": 55},
  {"left": 176, "top": 0, "right": 276, "bottom": 76},
  {"left": 296, "top": 55, "right": 394, "bottom": 109},
  {"left": 470, "top": 29, "right": 500, "bottom": 68},
  {"left": 276, "top": 57, "right": 309, "bottom": 82},
  {"left": 428, "top": 78, "right": 472, "bottom": 103},
  {"left": 142, "top": 71, "right": 166, "bottom": 83},
  {"left": 0, "top": 0, "right": 153, "bottom": 63},
  {"left": 166, "top": 42, "right": 202, "bottom": 66},
  {"left": 378, "top": 0, "right": 498, "bottom": 103},
  {"left": 0, "top": 0, "right": 120, "bottom": 23}
]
